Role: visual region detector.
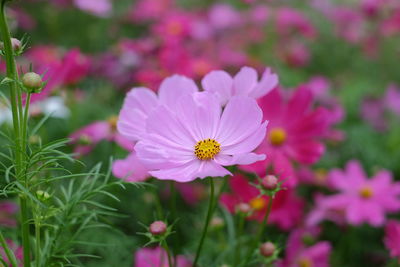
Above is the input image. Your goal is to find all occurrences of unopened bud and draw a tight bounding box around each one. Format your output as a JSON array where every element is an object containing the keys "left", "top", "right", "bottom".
[
  {"left": 11, "top": 38, "right": 21, "bottom": 51},
  {"left": 235, "top": 203, "right": 251, "bottom": 214},
  {"left": 0, "top": 38, "right": 21, "bottom": 52},
  {"left": 210, "top": 216, "right": 224, "bottom": 230},
  {"left": 36, "top": 190, "right": 51, "bottom": 201},
  {"left": 261, "top": 175, "right": 278, "bottom": 190},
  {"left": 149, "top": 221, "right": 167, "bottom": 236},
  {"left": 22, "top": 72, "right": 43, "bottom": 93},
  {"left": 259, "top": 242, "right": 275, "bottom": 257}
]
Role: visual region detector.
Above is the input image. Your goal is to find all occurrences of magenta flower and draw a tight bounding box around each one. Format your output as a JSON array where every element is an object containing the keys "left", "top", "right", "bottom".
[
  {"left": 134, "top": 92, "right": 267, "bottom": 182},
  {"left": 309, "top": 160, "right": 400, "bottom": 226},
  {"left": 277, "top": 228, "right": 331, "bottom": 267},
  {"left": 112, "top": 151, "right": 150, "bottom": 183},
  {"left": 202, "top": 66, "right": 278, "bottom": 106},
  {"left": 384, "top": 220, "right": 400, "bottom": 259},
  {"left": 70, "top": 117, "right": 132, "bottom": 156},
  {"left": 240, "top": 87, "right": 329, "bottom": 186},
  {"left": 0, "top": 201, "right": 18, "bottom": 227},
  {"left": 220, "top": 175, "right": 304, "bottom": 230},
  {"left": 134, "top": 247, "right": 191, "bottom": 267}
]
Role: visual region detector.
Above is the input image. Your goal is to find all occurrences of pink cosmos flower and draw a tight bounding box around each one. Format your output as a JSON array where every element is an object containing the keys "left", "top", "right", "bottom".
[
  {"left": 134, "top": 246, "right": 191, "bottom": 267},
  {"left": 152, "top": 12, "right": 193, "bottom": 44},
  {"left": 112, "top": 151, "right": 150, "bottom": 182},
  {"left": 361, "top": 97, "right": 387, "bottom": 131},
  {"left": 220, "top": 175, "right": 304, "bottom": 230},
  {"left": 0, "top": 201, "right": 18, "bottom": 227},
  {"left": 70, "top": 117, "right": 132, "bottom": 156},
  {"left": 240, "top": 87, "right": 329, "bottom": 186},
  {"left": 74, "top": 0, "right": 112, "bottom": 17},
  {"left": 202, "top": 66, "right": 278, "bottom": 106},
  {"left": 134, "top": 92, "right": 267, "bottom": 182},
  {"left": 309, "top": 160, "right": 400, "bottom": 226},
  {"left": 277, "top": 228, "right": 331, "bottom": 267},
  {"left": 128, "top": 0, "right": 172, "bottom": 22},
  {"left": 384, "top": 220, "right": 400, "bottom": 259}
]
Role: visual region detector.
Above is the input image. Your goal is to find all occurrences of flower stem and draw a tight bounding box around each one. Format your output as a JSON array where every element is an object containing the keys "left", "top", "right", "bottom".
[
  {"left": 192, "top": 178, "right": 215, "bottom": 267},
  {"left": 0, "top": 2, "right": 31, "bottom": 266},
  {"left": 35, "top": 220, "right": 40, "bottom": 267},
  {"left": 0, "top": 230, "right": 18, "bottom": 267},
  {"left": 241, "top": 196, "right": 274, "bottom": 267},
  {"left": 234, "top": 214, "right": 246, "bottom": 266},
  {"left": 162, "top": 240, "right": 173, "bottom": 267}
]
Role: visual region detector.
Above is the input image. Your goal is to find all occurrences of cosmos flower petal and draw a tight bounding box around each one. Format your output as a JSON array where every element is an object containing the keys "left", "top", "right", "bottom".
[
  {"left": 233, "top": 66, "right": 258, "bottom": 96},
  {"left": 149, "top": 160, "right": 231, "bottom": 182},
  {"left": 146, "top": 105, "right": 196, "bottom": 148},
  {"left": 202, "top": 70, "right": 233, "bottom": 106},
  {"left": 215, "top": 152, "right": 265, "bottom": 166},
  {"left": 112, "top": 152, "right": 150, "bottom": 182},
  {"left": 175, "top": 92, "right": 221, "bottom": 140},
  {"left": 158, "top": 75, "right": 199, "bottom": 108},
  {"left": 216, "top": 96, "right": 263, "bottom": 146},
  {"left": 249, "top": 68, "right": 279, "bottom": 99},
  {"left": 222, "top": 121, "right": 268, "bottom": 154},
  {"left": 117, "top": 87, "right": 158, "bottom": 141}
]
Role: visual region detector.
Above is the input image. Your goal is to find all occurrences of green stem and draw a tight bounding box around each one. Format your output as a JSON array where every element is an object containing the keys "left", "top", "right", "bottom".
[
  {"left": 234, "top": 214, "right": 246, "bottom": 266},
  {"left": 162, "top": 240, "right": 173, "bottom": 267},
  {"left": 192, "top": 178, "right": 215, "bottom": 267},
  {"left": 20, "top": 197, "right": 31, "bottom": 267},
  {"left": 0, "top": 2, "right": 31, "bottom": 267},
  {"left": 21, "top": 93, "right": 31, "bottom": 162},
  {"left": 241, "top": 196, "right": 274, "bottom": 267},
  {"left": 0, "top": 230, "right": 18, "bottom": 267},
  {"left": 35, "top": 220, "right": 40, "bottom": 267}
]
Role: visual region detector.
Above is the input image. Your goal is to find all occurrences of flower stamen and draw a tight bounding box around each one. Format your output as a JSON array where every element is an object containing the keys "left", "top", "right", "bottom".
[
  {"left": 194, "top": 138, "right": 221, "bottom": 160},
  {"left": 269, "top": 127, "right": 287, "bottom": 146}
]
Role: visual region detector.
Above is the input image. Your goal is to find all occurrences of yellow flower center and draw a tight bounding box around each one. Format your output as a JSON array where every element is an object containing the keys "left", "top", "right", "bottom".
[
  {"left": 298, "top": 257, "right": 313, "bottom": 267},
  {"left": 268, "top": 127, "right": 287, "bottom": 146},
  {"left": 249, "top": 197, "right": 267, "bottom": 211},
  {"left": 107, "top": 115, "right": 119, "bottom": 132},
  {"left": 194, "top": 138, "right": 221, "bottom": 160},
  {"left": 359, "top": 186, "right": 373, "bottom": 199}
]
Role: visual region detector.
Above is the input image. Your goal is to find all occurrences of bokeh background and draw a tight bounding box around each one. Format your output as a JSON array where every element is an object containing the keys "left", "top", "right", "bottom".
[{"left": 1, "top": 0, "right": 400, "bottom": 266}]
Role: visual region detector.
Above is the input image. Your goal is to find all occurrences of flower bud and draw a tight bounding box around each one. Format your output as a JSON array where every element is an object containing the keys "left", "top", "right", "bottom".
[
  {"left": 235, "top": 203, "right": 251, "bottom": 214},
  {"left": 149, "top": 221, "right": 167, "bottom": 236},
  {"left": 11, "top": 38, "right": 21, "bottom": 51},
  {"left": 210, "top": 216, "right": 224, "bottom": 230},
  {"left": 22, "top": 72, "right": 43, "bottom": 93},
  {"left": 259, "top": 242, "right": 276, "bottom": 257},
  {"left": 36, "top": 190, "right": 51, "bottom": 201},
  {"left": 0, "top": 38, "right": 21, "bottom": 52},
  {"left": 261, "top": 175, "right": 278, "bottom": 191}
]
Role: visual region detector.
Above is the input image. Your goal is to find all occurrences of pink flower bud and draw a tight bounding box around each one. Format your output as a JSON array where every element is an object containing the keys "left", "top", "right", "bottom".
[
  {"left": 261, "top": 175, "right": 278, "bottom": 190},
  {"left": 149, "top": 221, "right": 167, "bottom": 236},
  {"left": 22, "top": 72, "right": 43, "bottom": 93},
  {"left": 235, "top": 202, "right": 251, "bottom": 214},
  {"left": 11, "top": 38, "right": 21, "bottom": 51},
  {"left": 259, "top": 242, "right": 275, "bottom": 257}
]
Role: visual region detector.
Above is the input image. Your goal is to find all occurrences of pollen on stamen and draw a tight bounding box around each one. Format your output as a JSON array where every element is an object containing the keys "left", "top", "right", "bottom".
[{"left": 194, "top": 138, "right": 221, "bottom": 160}]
